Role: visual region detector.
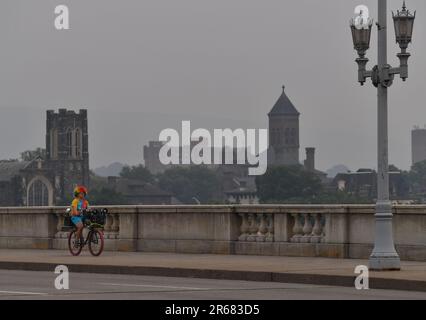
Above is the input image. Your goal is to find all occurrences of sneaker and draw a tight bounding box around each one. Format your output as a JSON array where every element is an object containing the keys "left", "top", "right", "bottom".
[
  {"left": 73, "top": 240, "right": 81, "bottom": 248},
  {"left": 74, "top": 238, "right": 84, "bottom": 248}
]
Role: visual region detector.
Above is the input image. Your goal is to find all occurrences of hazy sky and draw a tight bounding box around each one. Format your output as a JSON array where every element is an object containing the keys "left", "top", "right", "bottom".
[{"left": 0, "top": 0, "right": 425, "bottom": 171}]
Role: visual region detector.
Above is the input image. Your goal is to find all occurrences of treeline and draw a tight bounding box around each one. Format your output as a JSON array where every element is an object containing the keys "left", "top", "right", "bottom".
[
  {"left": 89, "top": 165, "right": 223, "bottom": 205},
  {"left": 86, "top": 160, "right": 426, "bottom": 205}
]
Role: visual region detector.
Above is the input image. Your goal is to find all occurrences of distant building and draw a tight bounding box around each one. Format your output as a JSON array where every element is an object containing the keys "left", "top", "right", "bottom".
[
  {"left": 0, "top": 109, "right": 90, "bottom": 206},
  {"left": 333, "top": 169, "right": 408, "bottom": 199},
  {"left": 303, "top": 147, "right": 328, "bottom": 183},
  {"left": 143, "top": 141, "right": 168, "bottom": 174},
  {"left": 0, "top": 161, "right": 28, "bottom": 206},
  {"left": 224, "top": 177, "right": 259, "bottom": 204},
  {"left": 412, "top": 127, "right": 426, "bottom": 165},
  {"left": 326, "top": 164, "right": 350, "bottom": 179},
  {"left": 106, "top": 176, "right": 173, "bottom": 205},
  {"left": 142, "top": 85, "right": 325, "bottom": 202},
  {"left": 217, "top": 164, "right": 254, "bottom": 203},
  {"left": 268, "top": 86, "right": 300, "bottom": 166},
  {"left": 143, "top": 141, "right": 247, "bottom": 175},
  {"left": 145, "top": 87, "right": 303, "bottom": 172}
]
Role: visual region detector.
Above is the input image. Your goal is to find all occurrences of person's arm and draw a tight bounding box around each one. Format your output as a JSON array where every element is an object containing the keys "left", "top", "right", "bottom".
[{"left": 71, "top": 199, "right": 79, "bottom": 216}]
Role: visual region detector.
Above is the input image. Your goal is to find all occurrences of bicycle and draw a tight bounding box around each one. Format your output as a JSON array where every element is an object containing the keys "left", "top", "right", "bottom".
[{"left": 64, "top": 208, "right": 108, "bottom": 257}]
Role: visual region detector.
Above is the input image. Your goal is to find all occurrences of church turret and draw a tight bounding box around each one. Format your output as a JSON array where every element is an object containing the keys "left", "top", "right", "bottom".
[{"left": 268, "top": 86, "right": 300, "bottom": 166}]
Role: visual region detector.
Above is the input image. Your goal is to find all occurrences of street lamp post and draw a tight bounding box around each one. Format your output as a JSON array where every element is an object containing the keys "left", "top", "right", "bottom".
[{"left": 350, "top": 1, "right": 416, "bottom": 271}]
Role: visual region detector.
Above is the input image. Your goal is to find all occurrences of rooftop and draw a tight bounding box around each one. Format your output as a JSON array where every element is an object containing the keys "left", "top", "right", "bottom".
[
  {"left": 268, "top": 86, "right": 300, "bottom": 117},
  {"left": 0, "top": 160, "right": 29, "bottom": 182}
]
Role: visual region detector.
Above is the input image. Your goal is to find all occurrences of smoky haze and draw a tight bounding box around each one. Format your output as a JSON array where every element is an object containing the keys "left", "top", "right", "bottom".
[{"left": 0, "top": 0, "right": 425, "bottom": 171}]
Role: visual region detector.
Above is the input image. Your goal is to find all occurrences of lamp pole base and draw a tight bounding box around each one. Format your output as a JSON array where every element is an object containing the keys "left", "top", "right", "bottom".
[
  {"left": 369, "top": 201, "right": 401, "bottom": 271},
  {"left": 369, "top": 254, "right": 401, "bottom": 271}
]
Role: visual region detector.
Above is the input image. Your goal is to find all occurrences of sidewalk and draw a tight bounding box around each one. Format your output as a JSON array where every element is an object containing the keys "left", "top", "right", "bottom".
[{"left": 0, "top": 249, "right": 425, "bottom": 292}]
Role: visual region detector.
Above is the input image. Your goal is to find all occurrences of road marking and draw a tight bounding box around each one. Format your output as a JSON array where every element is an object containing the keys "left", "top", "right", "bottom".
[
  {"left": 98, "top": 282, "right": 209, "bottom": 290},
  {"left": 0, "top": 290, "right": 47, "bottom": 295}
]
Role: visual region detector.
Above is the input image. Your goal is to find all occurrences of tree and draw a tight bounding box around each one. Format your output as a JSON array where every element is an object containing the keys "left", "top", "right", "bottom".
[
  {"left": 21, "top": 148, "right": 46, "bottom": 161},
  {"left": 158, "top": 166, "right": 223, "bottom": 204},
  {"left": 256, "top": 165, "right": 323, "bottom": 204},
  {"left": 408, "top": 160, "right": 426, "bottom": 195},
  {"left": 120, "top": 165, "right": 154, "bottom": 183},
  {"left": 389, "top": 164, "right": 401, "bottom": 172}
]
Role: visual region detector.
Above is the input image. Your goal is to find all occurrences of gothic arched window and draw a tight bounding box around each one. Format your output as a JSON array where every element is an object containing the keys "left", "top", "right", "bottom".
[
  {"left": 28, "top": 180, "right": 49, "bottom": 206},
  {"left": 66, "top": 128, "right": 73, "bottom": 158},
  {"left": 75, "top": 128, "right": 82, "bottom": 158}
]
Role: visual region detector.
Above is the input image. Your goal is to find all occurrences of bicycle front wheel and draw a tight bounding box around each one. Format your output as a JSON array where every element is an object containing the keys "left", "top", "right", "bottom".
[
  {"left": 88, "top": 229, "right": 104, "bottom": 256},
  {"left": 68, "top": 230, "right": 83, "bottom": 256}
]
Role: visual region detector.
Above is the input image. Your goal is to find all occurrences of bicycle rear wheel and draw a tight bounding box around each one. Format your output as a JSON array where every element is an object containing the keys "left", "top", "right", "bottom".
[
  {"left": 68, "top": 230, "right": 83, "bottom": 256},
  {"left": 88, "top": 229, "right": 104, "bottom": 256}
]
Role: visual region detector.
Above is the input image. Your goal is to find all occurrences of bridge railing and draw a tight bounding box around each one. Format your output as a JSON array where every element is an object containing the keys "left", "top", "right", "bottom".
[{"left": 1, "top": 205, "right": 425, "bottom": 261}]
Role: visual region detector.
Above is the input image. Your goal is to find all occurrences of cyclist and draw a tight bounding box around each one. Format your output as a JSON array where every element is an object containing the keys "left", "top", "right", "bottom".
[{"left": 71, "top": 186, "right": 89, "bottom": 247}]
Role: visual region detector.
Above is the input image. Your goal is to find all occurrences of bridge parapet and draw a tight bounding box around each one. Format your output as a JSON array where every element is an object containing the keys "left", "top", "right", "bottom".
[{"left": 0, "top": 205, "right": 425, "bottom": 261}]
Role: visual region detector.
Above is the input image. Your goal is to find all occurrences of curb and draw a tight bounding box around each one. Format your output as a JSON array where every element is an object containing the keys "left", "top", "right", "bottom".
[{"left": 0, "top": 261, "right": 425, "bottom": 293}]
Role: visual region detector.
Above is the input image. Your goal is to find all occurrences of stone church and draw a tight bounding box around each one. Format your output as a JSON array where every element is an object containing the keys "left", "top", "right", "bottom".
[{"left": 0, "top": 109, "right": 90, "bottom": 206}]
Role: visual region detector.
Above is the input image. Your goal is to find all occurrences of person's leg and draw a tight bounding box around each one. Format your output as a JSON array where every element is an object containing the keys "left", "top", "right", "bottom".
[
  {"left": 75, "top": 222, "right": 84, "bottom": 244},
  {"left": 71, "top": 216, "right": 84, "bottom": 246}
]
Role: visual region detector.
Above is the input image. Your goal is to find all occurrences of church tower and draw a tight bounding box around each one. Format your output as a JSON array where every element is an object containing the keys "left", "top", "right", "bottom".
[
  {"left": 268, "top": 86, "right": 300, "bottom": 166},
  {"left": 46, "top": 109, "right": 90, "bottom": 201}
]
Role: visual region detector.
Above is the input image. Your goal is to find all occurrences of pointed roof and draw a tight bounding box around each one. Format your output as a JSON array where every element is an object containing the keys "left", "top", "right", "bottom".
[{"left": 268, "top": 86, "right": 300, "bottom": 117}]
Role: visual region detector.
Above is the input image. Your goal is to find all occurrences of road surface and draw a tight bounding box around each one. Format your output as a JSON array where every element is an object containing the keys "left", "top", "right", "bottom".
[{"left": 0, "top": 269, "right": 425, "bottom": 300}]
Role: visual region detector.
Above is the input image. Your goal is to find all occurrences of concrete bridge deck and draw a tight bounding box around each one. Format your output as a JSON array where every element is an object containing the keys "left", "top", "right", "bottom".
[{"left": 0, "top": 249, "right": 425, "bottom": 293}]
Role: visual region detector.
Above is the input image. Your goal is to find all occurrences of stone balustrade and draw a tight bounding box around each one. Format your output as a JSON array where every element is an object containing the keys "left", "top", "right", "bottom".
[
  {"left": 290, "top": 213, "right": 324, "bottom": 244},
  {"left": 0, "top": 205, "right": 426, "bottom": 261},
  {"left": 238, "top": 213, "right": 274, "bottom": 242}
]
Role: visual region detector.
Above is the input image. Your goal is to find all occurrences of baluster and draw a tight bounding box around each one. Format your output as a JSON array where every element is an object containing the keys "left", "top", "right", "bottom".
[
  {"left": 238, "top": 213, "right": 249, "bottom": 241},
  {"left": 301, "top": 213, "right": 313, "bottom": 243},
  {"left": 291, "top": 213, "right": 303, "bottom": 243},
  {"left": 256, "top": 213, "right": 267, "bottom": 242},
  {"left": 321, "top": 215, "right": 326, "bottom": 238},
  {"left": 247, "top": 213, "right": 259, "bottom": 242},
  {"left": 265, "top": 214, "right": 274, "bottom": 242},
  {"left": 311, "top": 213, "right": 323, "bottom": 243}
]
